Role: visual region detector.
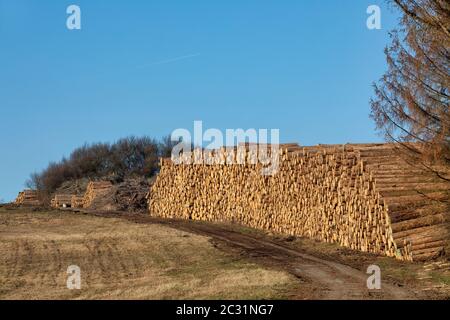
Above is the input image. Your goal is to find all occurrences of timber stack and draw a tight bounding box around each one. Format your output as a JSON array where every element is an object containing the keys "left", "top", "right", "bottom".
[
  {"left": 148, "top": 143, "right": 449, "bottom": 261},
  {"left": 71, "top": 195, "right": 84, "bottom": 208},
  {"left": 14, "top": 190, "right": 40, "bottom": 206},
  {"left": 51, "top": 194, "right": 73, "bottom": 208},
  {"left": 83, "top": 181, "right": 113, "bottom": 208}
]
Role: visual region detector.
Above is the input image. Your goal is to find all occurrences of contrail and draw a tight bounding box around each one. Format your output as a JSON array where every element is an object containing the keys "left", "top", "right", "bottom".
[{"left": 136, "top": 53, "right": 201, "bottom": 69}]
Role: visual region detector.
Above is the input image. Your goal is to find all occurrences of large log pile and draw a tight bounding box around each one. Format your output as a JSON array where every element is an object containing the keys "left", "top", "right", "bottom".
[
  {"left": 14, "top": 190, "right": 40, "bottom": 206},
  {"left": 83, "top": 181, "right": 113, "bottom": 208},
  {"left": 148, "top": 143, "right": 449, "bottom": 261}
]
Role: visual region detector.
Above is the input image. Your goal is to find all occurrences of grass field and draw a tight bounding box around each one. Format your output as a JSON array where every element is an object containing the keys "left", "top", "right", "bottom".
[
  {"left": 1, "top": 206, "right": 448, "bottom": 300},
  {"left": 0, "top": 207, "right": 298, "bottom": 300}
]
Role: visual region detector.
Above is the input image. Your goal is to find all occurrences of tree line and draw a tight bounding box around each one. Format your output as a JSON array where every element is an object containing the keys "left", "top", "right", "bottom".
[{"left": 27, "top": 135, "right": 177, "bottom": 195}]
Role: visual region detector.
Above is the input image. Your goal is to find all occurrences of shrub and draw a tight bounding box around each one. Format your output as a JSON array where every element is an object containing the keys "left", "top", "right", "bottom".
[{"left": 27, "top": 135, "right": 170, "bottom": 195}]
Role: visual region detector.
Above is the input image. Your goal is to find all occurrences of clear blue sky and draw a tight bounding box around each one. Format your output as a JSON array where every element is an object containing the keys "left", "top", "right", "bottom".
[{"left": 0, "top": 0, "right": 399, "bottom": 201}]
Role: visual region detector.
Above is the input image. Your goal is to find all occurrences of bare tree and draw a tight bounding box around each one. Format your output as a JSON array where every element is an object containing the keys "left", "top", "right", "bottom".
[
  {"left": 28, "top": 135, "right": 164, "bottom": 195},
  {"left": 371, "top": 0, "right": 450, "bottom": 180},
  {"left": 158, "top": 135, "right": 179, "bottom": 158}
]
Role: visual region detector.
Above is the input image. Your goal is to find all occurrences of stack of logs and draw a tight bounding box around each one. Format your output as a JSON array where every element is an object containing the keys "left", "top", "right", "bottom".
[
  {"left": 14, "top": 190, "right": 40, "bottom": 206},
  {"left": 51, "top": 194, "right": 73, "bottom": 208},
  {"left": 71, "top": 195, "right": 84, "bottom": 208},
  {"left": 83, "top": 181, "right": 113, "bottom": 208},
  {"left": 148, "top": 143, "right": 449, "bottom": 261}
]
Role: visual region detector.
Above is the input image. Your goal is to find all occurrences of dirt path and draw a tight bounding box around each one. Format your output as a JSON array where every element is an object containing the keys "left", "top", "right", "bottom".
[{"left": 84, "top": 210, "right": 422, "bottom": 300}]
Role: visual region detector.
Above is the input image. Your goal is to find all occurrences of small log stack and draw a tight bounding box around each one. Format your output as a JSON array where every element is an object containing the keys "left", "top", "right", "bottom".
[
  {"left": 83, "top": 181, "right": 113, "bottom": 208},
  {"left": 71, "top": 195, "right": 84, "bottom": 208},
  {"left": 51, "top": 194, "right": 74, "bottom": 208},
  {"left": 148, "top": 143, "right": 449, "bottom": 261},
  {"left": 14, "top": 190, "right": 40, "bottom": 206}
]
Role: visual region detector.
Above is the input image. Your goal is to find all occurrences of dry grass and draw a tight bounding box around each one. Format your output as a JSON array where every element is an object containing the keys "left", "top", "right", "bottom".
[{"left": 0, "top": 207, "right": 297, "bottom": 300}]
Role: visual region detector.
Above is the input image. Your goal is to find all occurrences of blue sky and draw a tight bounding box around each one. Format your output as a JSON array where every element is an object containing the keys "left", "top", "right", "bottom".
[{"left": 0, "top": 0, "right": 399, "bottom": 201}]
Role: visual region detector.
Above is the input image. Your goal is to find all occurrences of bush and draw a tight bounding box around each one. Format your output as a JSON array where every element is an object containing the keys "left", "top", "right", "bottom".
[{"left": 27, "top": 135, "right": 171, "bottom": 195}]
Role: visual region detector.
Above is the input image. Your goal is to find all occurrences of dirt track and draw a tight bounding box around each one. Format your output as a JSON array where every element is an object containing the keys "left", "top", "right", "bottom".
[{"left": 86, "top": 210, "right": 424, "bottom": 300}]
